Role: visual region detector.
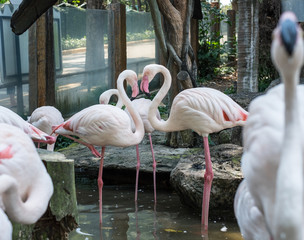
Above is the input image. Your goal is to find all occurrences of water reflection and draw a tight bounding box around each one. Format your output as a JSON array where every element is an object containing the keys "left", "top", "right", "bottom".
[{"left": 69, "top": 177, "right": 242, "bottom": 240}]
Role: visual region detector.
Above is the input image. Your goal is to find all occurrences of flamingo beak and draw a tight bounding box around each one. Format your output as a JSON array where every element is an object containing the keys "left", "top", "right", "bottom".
[
  {"left": 281, "top": 18, "right": 298, "bottom": 56},
  {"left": 131, "top": 83, "right": 139, "bottom": 98},
  {"left": 140, "top": 75, "right": 150, "bottom": 97}
]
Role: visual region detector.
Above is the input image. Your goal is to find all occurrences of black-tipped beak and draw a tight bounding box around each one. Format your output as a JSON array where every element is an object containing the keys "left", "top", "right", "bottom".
[
  {"left": 130, "top": 96, "right": 136, "bottom": 101},
  {"left": 281, "top": 18, "right": 298, "bottom": 56},
  {"left": 143, "top": 91, "right": 151, "bottom": 98}
]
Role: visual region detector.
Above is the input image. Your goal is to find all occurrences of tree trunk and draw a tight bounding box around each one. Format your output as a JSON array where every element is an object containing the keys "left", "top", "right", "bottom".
[
  {"left": 237, "top": 0, "right": 259, "bottom": 93},
  {"left": 153, "top": 0, "right": 198, "bottom": 147}
]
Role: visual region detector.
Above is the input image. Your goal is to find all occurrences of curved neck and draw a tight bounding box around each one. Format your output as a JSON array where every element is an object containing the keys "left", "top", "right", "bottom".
[
  {"left": 117, "top": 74, "right": 144, "bottom": 144},
  {"left": 274, "top": 69, "right": 303, "bottom": 239},
  {"left": 148, "top": 66, "right": 173, "bottom": 132},
  {"left": 1, "top": 174, "right": 53, "bottom": 224}
]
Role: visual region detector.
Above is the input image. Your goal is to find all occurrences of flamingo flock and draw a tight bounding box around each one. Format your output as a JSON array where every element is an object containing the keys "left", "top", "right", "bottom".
[{"left": 2, "top": 10, "right": 302, "bottom": 239}]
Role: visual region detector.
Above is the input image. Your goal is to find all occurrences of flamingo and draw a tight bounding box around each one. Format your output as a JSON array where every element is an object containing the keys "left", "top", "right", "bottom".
[
  {"left": 140, "top": 64, "right": 248, "bottom": 231},
  {"left": 28, "top": 106, "right": 64, "bottom": 151},
  {"left": 52, "top": 70, "right": 145, "bottom": 225},
  {"left": 0, "top": 106, "right": 56, "bottom": 145},
  {"left": 234, "top": 12, "right": 304, "bottom": 239},
  {"left": 99, "top": 89, "right": 161, "bottom": 202},
  {"left": 0, "top": 123, "right": 54, "bottom": 225}
]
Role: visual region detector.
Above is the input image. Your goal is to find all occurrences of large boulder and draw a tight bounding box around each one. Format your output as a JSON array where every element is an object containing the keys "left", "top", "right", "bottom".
[{"left": 170, "top": 144, "right": 243, "bottom": 219}]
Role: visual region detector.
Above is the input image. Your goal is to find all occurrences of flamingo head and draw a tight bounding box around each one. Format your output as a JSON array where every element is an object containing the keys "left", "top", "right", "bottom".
[
  {"left": 271, "top": 11, "right": 304, "bottom": 74},
  {"left": 123, "top": 70, "right": 139, "bottom": 98},
  {"left": 141, "top": 64, "right": 161, "bottom": 96}
]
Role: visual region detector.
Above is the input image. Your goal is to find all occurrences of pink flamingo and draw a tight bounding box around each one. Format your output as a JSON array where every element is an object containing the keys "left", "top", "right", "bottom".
[
  {"left": 53, "top": 70, "right": 145, "bottom": 225},
  {"left": 235, "top": 12, "right": 304, "bottom": 239},
  {"left": 28, "top": 106, "right": 64, "bottom": 151},
  {"left": 0, "top": 106, "right": 56, "bottom": 145},
  {"left": 99, "top": 89, "right": 161, "bottom": 202},
  {"left": 140, "top": 64, "right": 248, "bottom": 231},
  {"left": 0, "top": 123, "right": 54, "bottom": 225}
]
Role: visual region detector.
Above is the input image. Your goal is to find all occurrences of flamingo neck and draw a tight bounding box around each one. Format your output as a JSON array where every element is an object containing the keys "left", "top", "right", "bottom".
[
  {"left": 117, "top": 74, "right": 144, "bottom": 145},
  {"left": 1, "top": 174, "right": 53, "bottom": 224},
  {"left": 274, "top": 69, "right": 303, "bottom": 239},
  {"left": 148, "top": 66, "right": 172, "bottom": 132}
]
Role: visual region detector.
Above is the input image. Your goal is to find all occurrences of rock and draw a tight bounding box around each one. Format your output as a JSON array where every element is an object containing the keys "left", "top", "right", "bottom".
[
  {"left": 57, "top": 131, "right": 198, "bottom": 188},
  {"left": 170, "top": 144, "right": 243, "bottom": 219}
]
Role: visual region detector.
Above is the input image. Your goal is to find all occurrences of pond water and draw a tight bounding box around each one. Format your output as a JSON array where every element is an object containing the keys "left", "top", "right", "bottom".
[{"left": 69, "top": 177, "right": 243, "bottom": 240}]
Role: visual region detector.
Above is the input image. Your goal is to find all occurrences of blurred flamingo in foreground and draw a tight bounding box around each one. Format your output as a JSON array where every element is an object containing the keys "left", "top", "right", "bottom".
[
  {"left": 0, "top": 106, "right": 56, "bottom": 145},
  {"left": 234, "top": 12, "right": 304, "bottom": 239},
  {"left": 28, "top": 106, "right": 64, "bottom": 151},
  {"left": 99, "top": 89, "right": 161, "bottom": 202},
  {"left": 53, "top": 70, "right": 145, "bottom": 225},
  {"left": 140, "top": 64, "right": 248, "bottom": 231},
  {"left": 0, "top": 123, "right": 53, "bottom": 229}
]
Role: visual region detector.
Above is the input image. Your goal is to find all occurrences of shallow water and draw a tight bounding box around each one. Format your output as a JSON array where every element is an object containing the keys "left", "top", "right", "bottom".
[{"left": 69, "top": 178, "right": 243, "bottom": 240}]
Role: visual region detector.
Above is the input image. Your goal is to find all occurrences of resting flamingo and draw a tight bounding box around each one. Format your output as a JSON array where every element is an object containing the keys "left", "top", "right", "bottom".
[
  {"left": 99, "top": 89, "right": 161, "bottom": 202},
  {"left": 52, "top": 70, "right": 145, "bottom": 225},
  {"left": 234, "top": 12, "right": 304, "bottom": 239},
  {"left": 140, "top": 64, "right": 248, "bottom": 231},
  {"left": 28, "top": 106, "right": 64, "bottom": 151},
  {"left": 0, "top": 106, "right": 56, "bottom": 145},
  {"left": 0, "top": 123, "right": 54, "bottom": 225}
]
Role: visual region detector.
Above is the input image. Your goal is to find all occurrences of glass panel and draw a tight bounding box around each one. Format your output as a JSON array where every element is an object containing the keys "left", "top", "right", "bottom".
[
  {"left": 56, "top": 7, "right": 110, "bottom": 117},
  {"left": 0, "top": 4, "right": 29, "bottom": 117},
  {"left": 126, "top": 11, "right": 158, "bottom": 91}
]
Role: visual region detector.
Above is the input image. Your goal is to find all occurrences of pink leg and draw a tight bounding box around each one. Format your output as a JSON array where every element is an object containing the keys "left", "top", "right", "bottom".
[
  {"left": 201, "top": 136, "right": 214, "bottom": 231},
  {"left": 98, "top": 146, "right": 106, "bottom": 226},
  {"left": 149, "top": 133, "right": 157, "bottom": 203},
  {"left": 61, "top": 134, "right": 101, "bottom": 157},
  {"left": 135, "top": 144, "right": 140, "bottom": 201}
]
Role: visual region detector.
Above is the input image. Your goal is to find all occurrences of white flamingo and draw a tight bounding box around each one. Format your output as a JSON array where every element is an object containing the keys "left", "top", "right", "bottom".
[
  {"left": 28, "top": 106, "right": 64, "bottom": 151},
  {"left": 234, "top": 12, "right": 304, "bottom": 239},
  {"left": 53, "top": 70, "right": 145, "bottom": 225},
  {"left": 0, "top": 106, "right": 56, "bottom": 145},
  {"left": 99, "top": 89, "right": 161, "bottom": 202},
  {"left": 140, "top": 64, "right": 248, "bottom": 231},
  {"left": 0, "top": 123, "right": 54, "bottom": 225}
]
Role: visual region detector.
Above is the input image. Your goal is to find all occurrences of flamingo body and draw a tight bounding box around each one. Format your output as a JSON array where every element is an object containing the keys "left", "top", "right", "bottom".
[
  {"left": 0, "top": 123, "right": 54, "bottom": 225},
  {"left": 234, "top": 12, "right": 304, "bottom": 239},
  {"left": 0, "top": 106, "right": 56, "bottom": 145},
  {"left": 164, "top": 87, "right": 247, "bottom": 136},
  {"left": 28, "top": 106, "right": 64, "bottom": 151}
]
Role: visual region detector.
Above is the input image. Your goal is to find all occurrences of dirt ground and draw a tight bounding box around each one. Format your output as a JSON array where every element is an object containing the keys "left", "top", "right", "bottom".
[{"left": 199, "top": 70, "right": 237, "bottom": 92}]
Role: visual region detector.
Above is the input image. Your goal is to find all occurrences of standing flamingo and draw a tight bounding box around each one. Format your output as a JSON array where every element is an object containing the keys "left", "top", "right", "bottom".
[
  {"left": 100, "top": 89, "right": 161, "bottom": 202},
  {"left": 234, "top": 12, "right": 304, "bottom": 239},
  {"left": 28, "top": 106, "right": 64, "bottom": 151},
  {"left": 0, "top": 106, "right": 56, "bottom": 145},
  {"left": 0, "top": 123, "right": 54, "bottom": 225},
  {"left": 53, "top": 70, "right": 145, "bottom": 225},
  {"left": 140, "top": 64, "right": 248, "bottom": 231}
]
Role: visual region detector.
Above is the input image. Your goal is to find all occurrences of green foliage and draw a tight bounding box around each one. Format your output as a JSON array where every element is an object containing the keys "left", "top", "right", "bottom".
[
  {"left": 61, "top": 35, "right": 86, "bottom": 50},
  {"left": 258, "top": 62, "right": 279, "bottom": 92},
  {"left": 198, "top": 2, "right": 231, "bottom": 83},
  {"left": 54, "top": 135, "right": 75, "bottom": 151}
]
